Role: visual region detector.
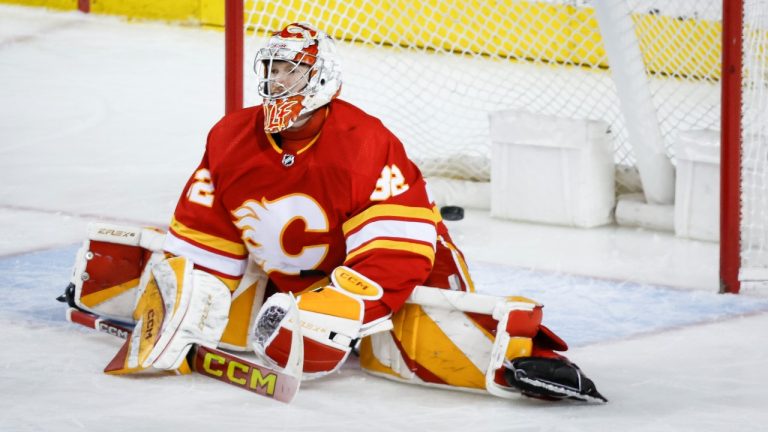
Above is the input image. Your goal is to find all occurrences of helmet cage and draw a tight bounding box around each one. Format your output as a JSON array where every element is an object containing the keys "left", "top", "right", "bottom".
[
  {"left": 254, "top": 48, "right": 325, "bottom": 101},
  {"left": 253, "top": 23, "right": 341, "bottom": 133}
]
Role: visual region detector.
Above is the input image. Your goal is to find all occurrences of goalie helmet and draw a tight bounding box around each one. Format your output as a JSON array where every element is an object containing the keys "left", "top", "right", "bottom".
[{"left": 254, "top": 23, "right": 342, "bottom": 133}]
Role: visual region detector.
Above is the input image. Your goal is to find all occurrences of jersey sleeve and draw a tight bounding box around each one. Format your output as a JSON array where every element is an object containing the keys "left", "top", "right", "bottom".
[
  {"left": 164, "top": 149, "right": 248, "bottom": 279},
  {"left": 341, "top": 128, "right": 441, "bottom": 317}
]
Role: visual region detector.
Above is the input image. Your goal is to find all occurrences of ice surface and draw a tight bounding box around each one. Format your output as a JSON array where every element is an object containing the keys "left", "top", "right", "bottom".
[{"left": 2, "top": 5, "right": 768, "bottom": 432}]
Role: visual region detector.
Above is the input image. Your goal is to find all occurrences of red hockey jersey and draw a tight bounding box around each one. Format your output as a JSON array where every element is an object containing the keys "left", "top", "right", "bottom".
[{"left": 165, "top": 99, "right": 471, "bottom": 319}]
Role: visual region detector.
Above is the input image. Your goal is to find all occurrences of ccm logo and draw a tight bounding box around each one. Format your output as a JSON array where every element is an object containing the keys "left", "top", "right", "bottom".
[
  {"left": 143, "top": 309, "right": 156, "bottom": 341},
  {"left": 202, "top": 353, "right": 277, "bottom": 396},
  {"left": 98, "top": 322, "right": 129, "bottom": 339}
]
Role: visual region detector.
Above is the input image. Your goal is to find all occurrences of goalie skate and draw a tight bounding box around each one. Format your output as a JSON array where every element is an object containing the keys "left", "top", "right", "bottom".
[{"left": 504, "top": 357, "right": 608, "bottom": 403}]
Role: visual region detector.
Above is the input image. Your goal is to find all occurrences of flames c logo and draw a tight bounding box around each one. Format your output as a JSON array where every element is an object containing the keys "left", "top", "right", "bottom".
[{"left": 233, "top": 194, "right": 329, "bottom": 275}]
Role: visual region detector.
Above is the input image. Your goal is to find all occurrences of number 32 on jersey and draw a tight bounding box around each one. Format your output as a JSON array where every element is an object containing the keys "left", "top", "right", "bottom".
[
  {"left": 370, "top": 164, "right": 409, "bottom": 201},
  {"left": 187, "top": 168, "right": 215, "bottom": 207}
]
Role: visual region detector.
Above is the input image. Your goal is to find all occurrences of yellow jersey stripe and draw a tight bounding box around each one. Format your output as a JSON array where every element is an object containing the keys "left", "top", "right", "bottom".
[
  {"left": 343, "top": 204, "right": 440, "bottom": 236},
  {"left": 431, "top": 205, "right": 443, "bottom": 223},
  {"left": 164, "top": 233, "right": 248, "bottom": 277},
  {"left": 265, "top": 128, "right": 320, "bottom": 155},
  {"left": 264, "top": 107, "right": 327, "bottom": 156},
  {"left": 439, "top": 237, "right": 476, "bottom": 293},
  {"left": 170, "top": 217, "right": 247, "bottom": 257},
  {"left": 265, "top": 133, "right": 283, "bottom": 154},
  {"left": 346, "top": 239, "right": 435, "bottom": 264},
  {"left": 296, "top": 132, "right": 322, "bottom": 155}
]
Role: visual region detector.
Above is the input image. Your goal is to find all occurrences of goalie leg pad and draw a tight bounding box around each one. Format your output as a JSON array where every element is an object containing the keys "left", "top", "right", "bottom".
[
  {"left": 217, "top": 261, "right": 270, "bottom": 351},
  {"left": 104, "top": 257, "right": 231, "bottom": 374},
  {"left": 359, "top": 286, "right": 562, "bottom": 396}
]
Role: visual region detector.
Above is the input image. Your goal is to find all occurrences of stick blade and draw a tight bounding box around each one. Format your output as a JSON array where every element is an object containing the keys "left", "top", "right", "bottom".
[{"left": 190, "top": 345, "right": 301, "bottom": 403}]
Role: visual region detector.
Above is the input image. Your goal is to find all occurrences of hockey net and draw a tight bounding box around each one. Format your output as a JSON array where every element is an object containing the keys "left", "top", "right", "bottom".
[
  {"left": 233, "top": 0, "right": 768, "bottom": 293},
  {"left": 739, "top": 2, "right": 768, "bottom": 292}
]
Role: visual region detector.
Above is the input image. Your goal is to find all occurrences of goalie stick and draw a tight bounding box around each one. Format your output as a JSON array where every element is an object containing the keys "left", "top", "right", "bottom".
[{"left": 64, "top": 305, "right": 303, "bottom": 403}]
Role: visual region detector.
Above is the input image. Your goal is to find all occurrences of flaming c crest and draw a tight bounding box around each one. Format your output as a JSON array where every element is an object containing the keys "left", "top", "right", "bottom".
[{"left": 232, "top": 195, "right": 329, "bottom": 275}]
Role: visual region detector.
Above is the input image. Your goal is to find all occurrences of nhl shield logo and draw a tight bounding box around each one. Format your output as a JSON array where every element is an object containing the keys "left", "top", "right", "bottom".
[{"left": 282, "top": 153, "right": 295, "bottom": 167}]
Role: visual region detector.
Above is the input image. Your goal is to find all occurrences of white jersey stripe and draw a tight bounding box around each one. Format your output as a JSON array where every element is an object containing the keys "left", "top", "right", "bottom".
[
  {"left": 164, "top": 232, "right": 248, "bottom": 277},
  {"left": 345, "top": 220, "right": 437, "bottom": 254}
]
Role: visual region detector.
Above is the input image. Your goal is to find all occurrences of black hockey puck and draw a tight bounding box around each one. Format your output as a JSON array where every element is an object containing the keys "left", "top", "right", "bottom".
[{"left": 440, "top": 205, "right": 464, "bottom": 221}]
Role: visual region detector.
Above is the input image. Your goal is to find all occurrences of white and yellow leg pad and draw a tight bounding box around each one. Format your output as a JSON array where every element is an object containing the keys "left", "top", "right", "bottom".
[
  {"left": 69, "top": 222, "right": 166, "bottom": 323},
  {"left": 359, "top": 286, "right": 540, "bottom": 396},
  {"left": 218, "top": 260, "right": 270, "bottom": 351},
  {"left": 253, "top": 266, "right": 393, "bottom": 379},
  {"left": 104, "top": 256, "right": 231, "bottom": 374}
]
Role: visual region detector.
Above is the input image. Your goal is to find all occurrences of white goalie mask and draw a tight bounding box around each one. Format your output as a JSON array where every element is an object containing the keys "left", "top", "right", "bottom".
[{"left": 254, "top": 23, "right": 342, "bottom": 133}]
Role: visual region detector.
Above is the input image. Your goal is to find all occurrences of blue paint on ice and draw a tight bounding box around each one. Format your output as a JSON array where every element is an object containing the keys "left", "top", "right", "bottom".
[
  {"left": 470, "top": 261, "right": 768, "bottom": 346},
  {"left": 0, "top": 244, "right": 81, "bottom": 325},
  {"left": 2, "top": 245, "right": 768, "bottom": 347}
]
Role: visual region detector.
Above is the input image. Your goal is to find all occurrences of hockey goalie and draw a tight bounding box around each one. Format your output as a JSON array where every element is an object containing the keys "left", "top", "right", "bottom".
[{"left": 61, "top": 22, "right": 606, "bottom": 403}]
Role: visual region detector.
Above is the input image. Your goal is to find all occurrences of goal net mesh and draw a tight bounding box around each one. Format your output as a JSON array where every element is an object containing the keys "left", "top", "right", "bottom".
[{"left": 242, "top": 0, "right": 768, "bottom": 287}]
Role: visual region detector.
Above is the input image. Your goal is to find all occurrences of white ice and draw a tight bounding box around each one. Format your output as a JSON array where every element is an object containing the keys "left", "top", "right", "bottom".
[{"left": 1, "top": 5, "right": 768, "bottom": 432}]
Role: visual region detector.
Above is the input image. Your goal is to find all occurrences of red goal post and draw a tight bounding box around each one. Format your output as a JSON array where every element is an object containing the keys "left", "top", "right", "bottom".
[
  {"left": 224, "top": 0, "right": 243, "bottom": 115},
  {"left": 224, "top": 0, "right": 767, "bottom": 295},
  {"left": 720, "top": 1, "right": 742, "bottom": 294}
]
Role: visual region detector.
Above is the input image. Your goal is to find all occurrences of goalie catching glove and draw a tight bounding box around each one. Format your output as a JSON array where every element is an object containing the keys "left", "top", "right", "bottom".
[{"left": 253, "top": 266, "right": 393, "bottom": 378}]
